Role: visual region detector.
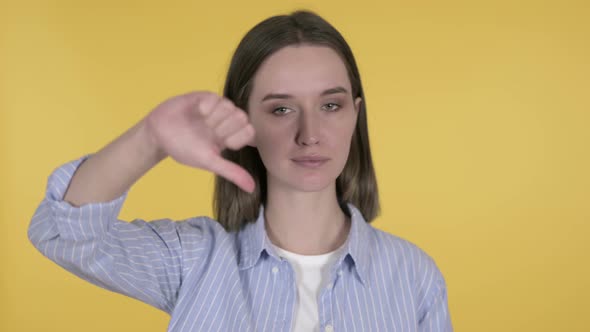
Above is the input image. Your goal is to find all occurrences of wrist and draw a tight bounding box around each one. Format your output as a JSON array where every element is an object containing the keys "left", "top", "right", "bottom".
[{"left": 135, "top": 118, "right": 168, "bottom": 165}]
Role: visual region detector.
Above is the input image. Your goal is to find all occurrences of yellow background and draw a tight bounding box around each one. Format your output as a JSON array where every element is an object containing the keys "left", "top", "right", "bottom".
[{"left": 1, "top": 0, "right": 589, "bottom": 331}]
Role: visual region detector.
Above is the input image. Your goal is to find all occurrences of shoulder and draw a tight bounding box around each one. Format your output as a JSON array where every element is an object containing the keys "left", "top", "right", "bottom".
[
  {"left": 370, "top": 227, "right": 439, "bottom": 271},
  {"left": 124, "top": 215, "right": 236, "bottom": 252},
  {"left": 130, "top": 214, "right": 228, "bottom": 236},
  {"left": 171, "top": 215, "right": 236, "bottom": 242},
  {"left": 135, "top": 215, "right": 236, "bottom": 254},
  {"left": 368, "top": 226, "right": 447, "bottom": 296},
  {"left": 169, "top": 216, "right": 240, "bottom": 270}
]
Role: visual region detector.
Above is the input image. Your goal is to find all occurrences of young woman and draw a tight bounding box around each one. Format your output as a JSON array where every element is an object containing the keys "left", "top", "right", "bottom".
[{"left": 29, "top": 10, "right": 452, "bottom": 332}]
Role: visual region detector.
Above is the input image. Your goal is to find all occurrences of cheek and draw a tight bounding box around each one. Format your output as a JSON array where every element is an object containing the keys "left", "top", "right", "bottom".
[
  {"left": 253, "top": 123, "right": 291, "bottom": 160},
  {"left": 326, "top": 117, "right": 356, "bottom": 147},
  {"left": 252, "top": 111, "right": 301, "bottom": 140}
]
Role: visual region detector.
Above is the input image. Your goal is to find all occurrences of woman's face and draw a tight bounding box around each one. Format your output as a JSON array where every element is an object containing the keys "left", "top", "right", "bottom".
[{"left": 248, "top": 45, "right": 361, "bottom": 193}]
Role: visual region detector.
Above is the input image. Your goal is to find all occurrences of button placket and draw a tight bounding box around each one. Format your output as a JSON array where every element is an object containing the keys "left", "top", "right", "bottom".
[
  {"left": 277, "top": 259, "right": 297, "bottom": 331},
  {"left": 319, "top": 275, "right": 337, "bottom": 332}
]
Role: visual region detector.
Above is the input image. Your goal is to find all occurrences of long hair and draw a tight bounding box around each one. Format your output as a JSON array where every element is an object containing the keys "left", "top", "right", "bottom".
[{"left": 214, "top": 10, "right": 380, "bottom": 231}]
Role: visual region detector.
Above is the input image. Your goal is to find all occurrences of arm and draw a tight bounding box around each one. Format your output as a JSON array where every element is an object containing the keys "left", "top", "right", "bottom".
[
  {"left": 28, "top": 155, "right": 190, "bottom": 312},
  {"left": 62, "top": 118, "right": 166, "bottom": 207},
  {"left": 416, "top": 253, "right": 453, "bottom": 332},
  {"left": 418, "top": 275, "right": 453, "bottom": 332},
  {"left": 28, "top": 91, "right": 255, "bottom": 312},
  {"left": 65, "top": 90, "right": 255, "bottom": 206}
]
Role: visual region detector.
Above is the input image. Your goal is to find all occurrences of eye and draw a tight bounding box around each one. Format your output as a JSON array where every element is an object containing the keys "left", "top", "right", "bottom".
[
  {"left": 272, "top": 107, "right": 293, "bottom": 116},
  {"left": 322, "top": 103, "right": 341, "bottom": 112}
]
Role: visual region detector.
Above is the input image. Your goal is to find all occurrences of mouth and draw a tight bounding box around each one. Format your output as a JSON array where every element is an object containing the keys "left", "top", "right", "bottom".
[{"left": 291, "top": 156, "right": 330, "bottom": 168}]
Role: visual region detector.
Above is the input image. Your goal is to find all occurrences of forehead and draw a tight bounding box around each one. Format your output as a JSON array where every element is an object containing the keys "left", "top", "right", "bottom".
[{"left": 251, "top": 45, "right": 351, "bottom": 97}]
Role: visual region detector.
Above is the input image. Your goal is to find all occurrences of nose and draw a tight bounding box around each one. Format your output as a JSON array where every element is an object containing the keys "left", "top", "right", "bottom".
[{"left": 296, "top": 111, "right": 320, "bottom": 146}]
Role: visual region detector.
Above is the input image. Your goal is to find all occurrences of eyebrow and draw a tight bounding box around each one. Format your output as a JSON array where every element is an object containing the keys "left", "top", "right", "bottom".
[{"left": 261, "top": 86, "right": 349, "bottom": 102}]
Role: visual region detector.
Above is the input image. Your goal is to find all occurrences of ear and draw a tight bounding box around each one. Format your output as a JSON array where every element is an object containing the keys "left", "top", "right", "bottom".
[
  {"left": 245, "top": 108, "right": 257, "bottom": 147},
  {"left": 354, "top": 97, "right": 362, "bottom": 115},
  {"left": 246, "top": 127, "right": 257, "bottom": 147}
]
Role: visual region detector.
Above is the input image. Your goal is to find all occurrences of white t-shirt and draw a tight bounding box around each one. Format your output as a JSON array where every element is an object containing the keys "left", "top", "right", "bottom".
[{"left": 270, "top": 242, "right": 346, "bottom": 332}]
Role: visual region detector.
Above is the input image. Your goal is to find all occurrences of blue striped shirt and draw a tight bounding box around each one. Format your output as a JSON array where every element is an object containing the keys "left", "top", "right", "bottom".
[{"left": 28, "top": 156, "right": 453, "bottom": 331}]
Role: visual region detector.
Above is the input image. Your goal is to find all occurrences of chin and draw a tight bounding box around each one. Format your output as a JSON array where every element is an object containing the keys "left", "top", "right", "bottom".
[
  {"left": 285, "top": 175, "right": 336, "bottom": 193},
  {"left": 267, "top": 162, "right": 342, "bottom": 193}
]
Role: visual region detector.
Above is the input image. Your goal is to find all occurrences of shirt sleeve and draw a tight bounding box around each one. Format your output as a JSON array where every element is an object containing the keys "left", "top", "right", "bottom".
[
  {"left": 417, "top": 255, "right": 453, "bottom": 332},
  {"left": 27, "top": 155, "right": 205, "bottom": 314}
]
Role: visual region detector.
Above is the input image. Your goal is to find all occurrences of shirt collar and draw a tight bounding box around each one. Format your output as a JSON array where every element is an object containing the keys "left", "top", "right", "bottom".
[{"left": 236, "top": 203, "right": 372, "bottom": 286}]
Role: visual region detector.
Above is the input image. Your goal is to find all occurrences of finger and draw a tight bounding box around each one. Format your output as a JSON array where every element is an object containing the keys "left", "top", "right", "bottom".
[
  {"left": 185, "top": 91, "right": 219, "bottom": 117},
  {"left": 215, "top": 110, "right": 249, "bottom": 139},
  {"left": 224, "top": 124, "right": 255, "bottom": 150},
  {"left": 208, "top": 155, "right": 256, "bottom": 193},
  {"left": 205, "top": 100, "right": 235, "bottom": 128}
]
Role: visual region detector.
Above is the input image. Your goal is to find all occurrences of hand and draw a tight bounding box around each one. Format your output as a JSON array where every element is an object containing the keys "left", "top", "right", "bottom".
[{"left": 145, "top": 91, "right": 256, "bottom": 193}]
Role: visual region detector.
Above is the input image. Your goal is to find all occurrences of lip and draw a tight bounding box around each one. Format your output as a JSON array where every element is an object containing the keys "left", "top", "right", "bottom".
[
  {"left": 291, "top": 155, "right": 330, "bottom": 168},
  {"left": 291, "top": 155, "right": 330, "bottom": 162}
]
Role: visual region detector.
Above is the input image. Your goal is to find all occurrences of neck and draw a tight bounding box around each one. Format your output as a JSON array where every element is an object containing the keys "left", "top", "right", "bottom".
[{"left": 264, "top": 181, "right": 350, "bottom": 255}]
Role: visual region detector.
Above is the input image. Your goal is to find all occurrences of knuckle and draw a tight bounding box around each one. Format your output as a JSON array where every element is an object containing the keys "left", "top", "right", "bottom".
[
  {"left": 219, "top": 99, "right": 235, "bottom": 110},
  {"left": 198, "top": 93, "right": 221, "bottom": 113},
  {"left": 224, "top": 137, "right": 239, "bottom": 150},
  {"left": 245, "top": 124, "right": 255, "bottom": 137},
  {"left": 213, "top": 123, "right": 226, "bottom": 137},
  {"left": 234, "top": 110, "right": 248, "bottom": 123}
]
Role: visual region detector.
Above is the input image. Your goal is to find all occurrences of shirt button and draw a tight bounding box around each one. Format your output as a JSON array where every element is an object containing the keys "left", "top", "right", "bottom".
[
  {"left": 325, "top": 324, "right": 334, "bottom": 332},
  {"left": 338, "top": 270, "right": 343, "bottom": 276},
  {"left": 326, "top": 282, "right": 333, "bottom": 290},
  {"left": 272, "top": 267, "right": 279, "bottom": 274}
]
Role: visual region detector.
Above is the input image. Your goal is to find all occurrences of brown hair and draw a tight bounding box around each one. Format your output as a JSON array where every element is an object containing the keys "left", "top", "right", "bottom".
[{"left": 214, "top": 10, "right": 380, "bottom": 231}]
